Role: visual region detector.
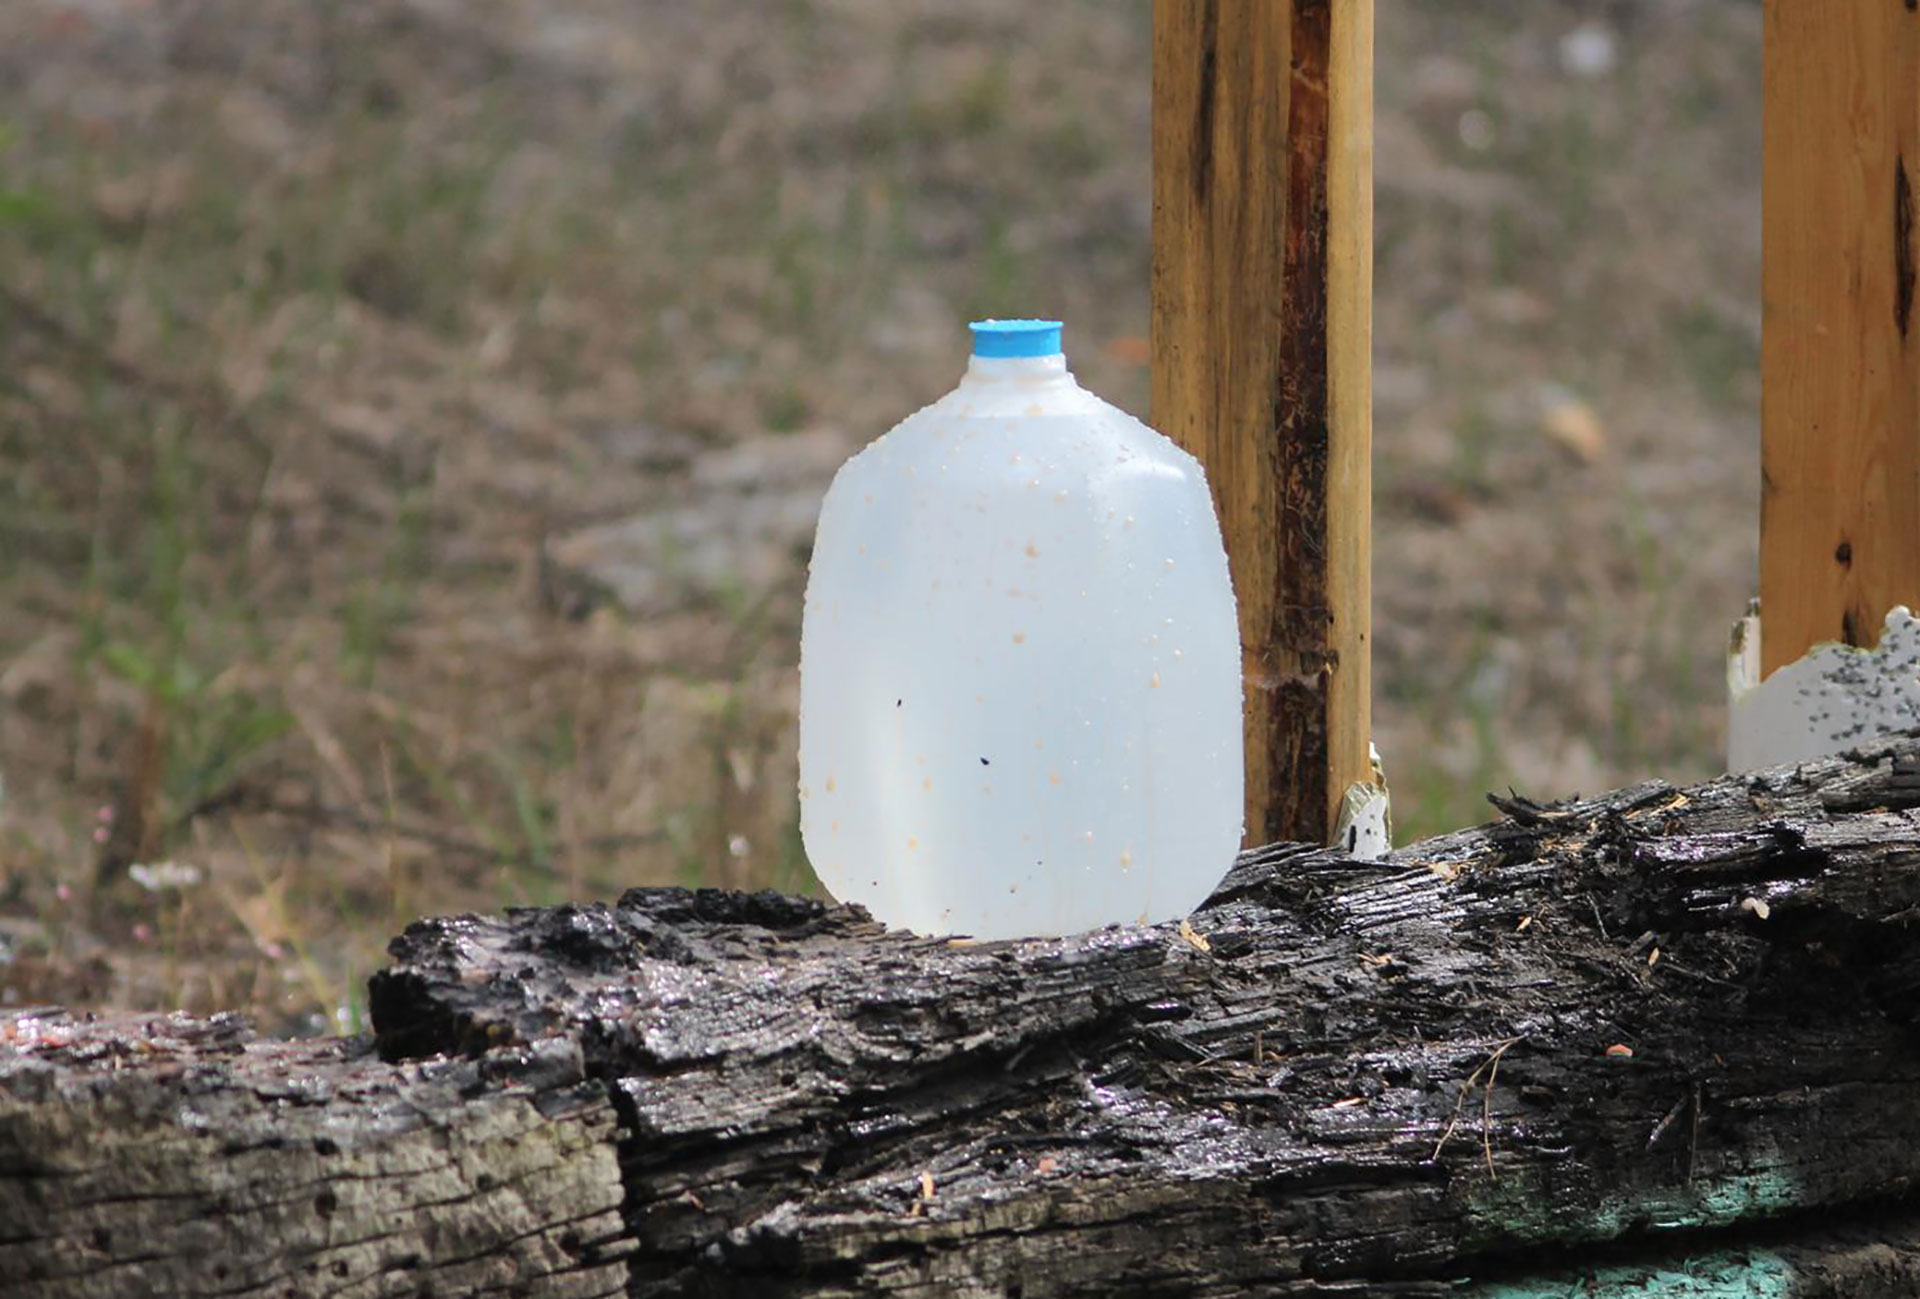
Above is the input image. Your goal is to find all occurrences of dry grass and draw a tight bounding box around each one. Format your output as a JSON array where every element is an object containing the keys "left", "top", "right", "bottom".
[{"left": 0, "top": 0, "right": 1760, "bottom": 1031}]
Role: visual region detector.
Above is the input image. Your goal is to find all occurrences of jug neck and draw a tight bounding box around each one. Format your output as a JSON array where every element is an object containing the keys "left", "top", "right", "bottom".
[{"left": 962, "top": 354, "right": 1072, "bottom": 384}]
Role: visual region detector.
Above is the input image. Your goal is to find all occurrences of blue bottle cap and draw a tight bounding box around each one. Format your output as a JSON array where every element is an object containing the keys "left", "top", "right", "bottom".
[{"left": 969, "top": 319, "right": 1064, "bottom": 359}]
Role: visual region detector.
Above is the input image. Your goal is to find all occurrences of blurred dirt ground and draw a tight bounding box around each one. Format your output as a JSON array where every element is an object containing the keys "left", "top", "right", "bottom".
[{"left": 0, "top": 0, "right": 1760, "bottom": 1031}]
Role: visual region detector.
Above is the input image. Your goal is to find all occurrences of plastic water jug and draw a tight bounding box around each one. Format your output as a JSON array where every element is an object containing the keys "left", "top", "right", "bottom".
[{"left": 798, "top": 319, "right": 1243, "bottom": 939}]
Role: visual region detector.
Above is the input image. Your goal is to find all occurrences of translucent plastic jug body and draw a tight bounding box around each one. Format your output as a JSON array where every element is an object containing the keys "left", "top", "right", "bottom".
[{"left": 798, "top": 320, "right": 1242, "bottom": 939}]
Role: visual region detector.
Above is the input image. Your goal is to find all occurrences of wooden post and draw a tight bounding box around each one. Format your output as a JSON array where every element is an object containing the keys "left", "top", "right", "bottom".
[
  {"left": 1151, "top": 0, "right": 1374, "bottom": 845},
  {"left": 1761, "top": 1, "right": 1920, "bottom": 676}
]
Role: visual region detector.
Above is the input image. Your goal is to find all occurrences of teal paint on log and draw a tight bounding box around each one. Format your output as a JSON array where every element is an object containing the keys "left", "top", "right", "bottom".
[
  {"left": 1467, "top": 1158, "right": 1804, "bottom": 1247},
  {"left": 1472, "top": 1248, "right": 1794, "bottom": 1299},
  {"left": 1647, "top": 1170, "right": 1803, "bottom": 1231}
]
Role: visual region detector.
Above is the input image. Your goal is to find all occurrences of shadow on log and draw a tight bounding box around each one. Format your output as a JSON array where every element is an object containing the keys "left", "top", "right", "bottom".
[{"left": 10, "top": 736, "right": 1920, "bottom": 1294}]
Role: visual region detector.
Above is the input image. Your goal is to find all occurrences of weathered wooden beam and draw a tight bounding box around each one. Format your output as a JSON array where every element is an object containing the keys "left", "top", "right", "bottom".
[
  {"left": 0, "top": 1012, "right": 633, "bottom": 1297},
  {"left": 367, "top": 736, "right": 1920, "bottom": 1295},
  {"left": 1761, "top": 0, "right": 1920, "bottom": 674},
  {"left": 12, "top": 737, "right": 1920, "bottom": 1295},
  {"left": 1151, "top": 0, "right": 1375, "bottom": 844}
]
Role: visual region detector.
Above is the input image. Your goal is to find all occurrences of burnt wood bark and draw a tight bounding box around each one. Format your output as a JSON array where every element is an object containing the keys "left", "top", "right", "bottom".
[
  {"left": 10, "top": 736, "right": 1920, "bottom": 1295},
  {"left": 366, "top": 734, "right": 1920, "bottom": 1295}
]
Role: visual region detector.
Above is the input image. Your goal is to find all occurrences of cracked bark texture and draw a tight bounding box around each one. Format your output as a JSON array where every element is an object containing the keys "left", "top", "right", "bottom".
[{"left": 13, "top": 736, "right": 1920, "bottom": 1294}]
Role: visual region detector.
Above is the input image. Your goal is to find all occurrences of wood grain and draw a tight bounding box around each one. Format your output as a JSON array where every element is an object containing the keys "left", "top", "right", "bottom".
[
  {"left": 1762, "top": 0, "right": 1920, "bottom": 674},
  {"left": 0, "top": 1015, "right": 632, "bottom": 1298},
  {"left": 1151, "top": 0, "right": 1373, "bottom": 845}
]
